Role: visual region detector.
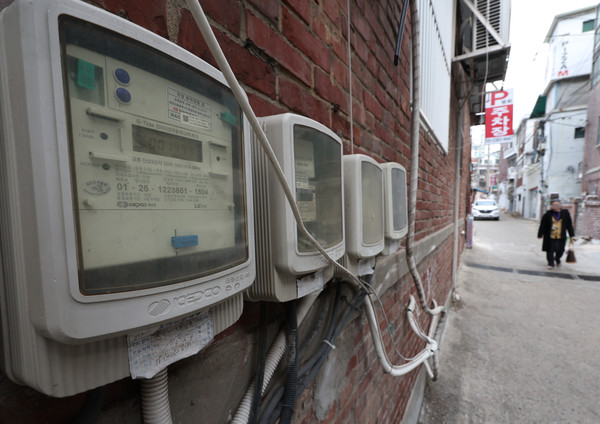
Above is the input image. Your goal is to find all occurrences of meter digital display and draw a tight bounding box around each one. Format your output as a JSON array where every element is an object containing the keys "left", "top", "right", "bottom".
[
  {"left": 60, "top": 17, "right": 248, "bottom": 295},
  {"left": 132, "top": 125, "right": 203, "bottom": 163}
]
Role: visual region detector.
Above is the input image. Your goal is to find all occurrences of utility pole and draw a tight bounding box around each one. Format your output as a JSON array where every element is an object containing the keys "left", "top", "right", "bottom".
[{"left": 537, "top": 120, "right": 546, "bottom": 218}]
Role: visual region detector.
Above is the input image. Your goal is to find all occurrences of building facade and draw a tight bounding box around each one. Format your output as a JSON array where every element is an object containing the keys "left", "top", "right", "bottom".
[
  {"left": 581, "top": 3, "right": 600, "bottom": 238},
  {"left": 499, "top": 6, "right": 595, "bottom": 222}
]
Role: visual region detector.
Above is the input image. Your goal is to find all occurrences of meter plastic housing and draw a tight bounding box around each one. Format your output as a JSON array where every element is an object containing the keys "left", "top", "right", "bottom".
[
  {"left": 381, "top": 162, "right": 408, "bottom": 255},
  {"left": 0, "top": 0, "right": 254, "bottom": 396},
  {"left": 247, "top": 113, "right": 345, "bottom": 302},
  {"left": 340, "top": 154, "right": 384, "bottom": 275}
]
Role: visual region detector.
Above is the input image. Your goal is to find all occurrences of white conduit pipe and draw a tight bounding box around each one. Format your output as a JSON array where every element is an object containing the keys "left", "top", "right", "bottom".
[
  {"left": 140, "top": 368, "right": 173, "bottom": 424},
  {"left": 406, "top": 295, "right": 441, "bottom": 379},
  {"left": 185, "top": 0, "right": 438, "bottom": 393},
  {"left": 405, "top": 0, "right": 444, "bottom": 316},
  {"left": 363, "top": 295, "right": 436, "bottom": 376},
  {"left": 231, "top": 292, "right": 320, "bottom": 424}
]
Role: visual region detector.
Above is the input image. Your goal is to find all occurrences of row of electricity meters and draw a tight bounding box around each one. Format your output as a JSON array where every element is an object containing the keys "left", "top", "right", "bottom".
[{"left": 0, "top": 0, "right": 406, "bottom": 396}]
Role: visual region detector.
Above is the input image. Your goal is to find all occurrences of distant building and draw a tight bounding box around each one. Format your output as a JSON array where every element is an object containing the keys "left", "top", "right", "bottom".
[
  {"left": 499, "top": 6, "right": 595, "bottom": 220},
  {"left": 581, "top": 4, "right": 600, "bottom": 238}
]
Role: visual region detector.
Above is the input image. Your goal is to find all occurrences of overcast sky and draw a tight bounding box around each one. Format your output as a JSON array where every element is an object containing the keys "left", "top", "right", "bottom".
[{"left": 504, "top": 0, "right": 599, "bottom": 125}]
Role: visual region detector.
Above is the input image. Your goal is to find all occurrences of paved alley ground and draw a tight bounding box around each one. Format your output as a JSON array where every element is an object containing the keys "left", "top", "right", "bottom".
[{"left": 418, "top": 214, "right": 600, "bottom": 424}]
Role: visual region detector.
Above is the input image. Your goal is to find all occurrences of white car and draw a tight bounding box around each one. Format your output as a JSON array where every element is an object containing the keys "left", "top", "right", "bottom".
[{"left": 472, "top": 199, "right": 500, "bottom": 220}]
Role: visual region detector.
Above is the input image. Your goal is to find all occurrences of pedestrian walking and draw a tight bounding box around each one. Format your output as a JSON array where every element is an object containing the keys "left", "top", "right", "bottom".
[{"left": 537, "top": 199, "right": 575, "bottom": 269}]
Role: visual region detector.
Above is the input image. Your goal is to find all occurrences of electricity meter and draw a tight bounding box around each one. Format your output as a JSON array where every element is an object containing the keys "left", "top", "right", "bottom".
[
  {"left": 341, "top": 155, "right": 384, "bottom": 276},
  {"left": 0, "top": 0, "right": 254, "bottom": 396},
  {"left": 247, "top": 113, "right": 345, "bottom": 302},
  {"left": 381, "top": 163, "right": 408, "bottom": 255}
]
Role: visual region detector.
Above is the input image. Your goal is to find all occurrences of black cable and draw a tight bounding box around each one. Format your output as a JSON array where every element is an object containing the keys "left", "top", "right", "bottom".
[
  {"left": 259, "top": 286, "right": 342, "bottom": 424},
  {"left": 73, "top": 386, "right": 106, "bottom": 424},
  {"left": 279, "top": 300, "right": 298, "bottom": 424},
  {"left": 265, "top": 287, "right": 367, "bottom": 423},
  {"left": 394, "top": 0, "right": 411, "bottom": 66},
  {"left": 249, "top": 303, "right": 269, "bottom": 424},
  {"left": 298, "top": 288, "right": 332, "bottom": 360},
  {"left": 261, "top": 284, "right": 367, "bottom": 424}
]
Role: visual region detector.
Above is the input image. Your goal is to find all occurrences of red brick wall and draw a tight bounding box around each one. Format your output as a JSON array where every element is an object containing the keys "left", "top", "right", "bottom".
[
  {"left": 579, "top": 199, "right": 600, "bottom": 239},
  {"left": 583, "top": 78, "right": 600, "bottom": 197},
  {"left": 0, "top": 1, "right": 470, "bottom": 422}
]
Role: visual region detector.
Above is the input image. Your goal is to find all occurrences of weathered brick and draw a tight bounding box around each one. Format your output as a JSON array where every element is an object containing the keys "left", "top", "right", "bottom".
[
  {"left": 247, "top": 0, "right": 279, "bottom": 24},
  {"left": 93, "top": 0, "right": 168, "bottom": 38},
  {"left": 279, "top": 77, "right": 330, "bottom": 125},
  {"left": 192, "top": 0, "right": 241, "bottom": 36},
  {"left": 178, "top": 11, "right": 276, "bottom": 97},
  {"left": 246, "top": 10, "right": 312, "bottom": 86},
  {"left": 284, "top": 0, "right": 310, "bottom": 25},
  {"left": 315, "top": 68, "right": 349, "bottom": 115},
  {"left": 282, "top": 6, "right": 331, "bottom": 72}
]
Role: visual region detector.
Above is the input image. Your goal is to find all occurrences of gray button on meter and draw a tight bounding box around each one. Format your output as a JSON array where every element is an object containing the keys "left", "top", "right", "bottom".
[
  {"left": 114, "top": 68, "right": 131, "bottom": 84},
  {"left": 115, "top": 87, "right": 132, "bottom": 103}
]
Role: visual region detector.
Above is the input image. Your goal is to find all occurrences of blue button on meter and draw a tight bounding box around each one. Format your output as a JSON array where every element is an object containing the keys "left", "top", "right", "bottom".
[
  {"left": 115, "top": 87, "right": 131, "bottom": 103},
  {"left": 114, "top": 68, "right": 131, "bottom": 85},
  {"left": 171, "top": 235, "right": 199, "bottom": 249}
]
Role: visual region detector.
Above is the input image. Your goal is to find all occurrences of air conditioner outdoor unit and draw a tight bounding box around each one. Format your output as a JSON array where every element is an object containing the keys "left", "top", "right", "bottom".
[{"left": 473, "top": 0, "right": 510, "bottom": 51}]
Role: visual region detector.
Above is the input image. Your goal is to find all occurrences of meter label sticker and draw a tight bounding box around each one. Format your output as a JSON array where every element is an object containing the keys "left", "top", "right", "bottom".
[
  {"left": 295, "top": 138, "right": 315, "bottom": 179},
  {"left": 297, "top": 270, "right": 324, "bottom": 298},
  {"left": 167, "top": 87, "right": 212, "bottom": 131},
  {"left": 127, "top": 310, "right": 214, "bottom": 379}
]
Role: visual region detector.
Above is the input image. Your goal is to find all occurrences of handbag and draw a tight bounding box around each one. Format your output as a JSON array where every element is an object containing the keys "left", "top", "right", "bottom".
[{"left": 566, "top": 240, "right": 576, "bottom": 263}]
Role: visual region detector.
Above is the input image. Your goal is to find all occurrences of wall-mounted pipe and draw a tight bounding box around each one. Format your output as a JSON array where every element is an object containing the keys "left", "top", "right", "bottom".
[{"left": 405, "top": 0, "right": 444, "bottom": 316}]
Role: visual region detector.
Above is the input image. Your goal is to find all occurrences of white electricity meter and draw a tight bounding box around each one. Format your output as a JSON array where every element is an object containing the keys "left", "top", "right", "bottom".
[
  {"left": 247, "top": 113, "right": 345, "bottom": 302},
  {"left": 381, "top": 162, "right": 408, "bottom": 255},
  {"left": 0, "top": 0, "right": 254, "bottom": 396},
  {"left": 341, "top": 155, "right": 384, "bottom": 276}
]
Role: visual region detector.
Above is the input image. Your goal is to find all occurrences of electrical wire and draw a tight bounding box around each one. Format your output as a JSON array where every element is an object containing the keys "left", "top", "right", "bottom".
[
  {"left": 279, "top": 301, "right": 298, "bottom": 424},
  {"left": 260, "top": 284, "right": 367, "bottom": 424},
  {"left": 249, "top": 303, "right": 269, "bottom": 424}
]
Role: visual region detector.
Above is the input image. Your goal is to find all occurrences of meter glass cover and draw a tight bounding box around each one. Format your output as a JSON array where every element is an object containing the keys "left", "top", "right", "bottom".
[
  {"left": 391, "top": 168, "right": 407, "bottom": 231},
  {"left": 59, "top": 17, "right": 248, "bottom": 295},
  {"left": 361, "top": 161, "right": 383, "bottom": 245},
  {"left": 293, "top": 125, "right": 343, "bottom": 253}
]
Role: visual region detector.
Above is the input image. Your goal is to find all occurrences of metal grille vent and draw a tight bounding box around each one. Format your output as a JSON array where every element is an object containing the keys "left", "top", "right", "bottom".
[{"left": 475, "top": 0, "right": 502, "bottom": 49}]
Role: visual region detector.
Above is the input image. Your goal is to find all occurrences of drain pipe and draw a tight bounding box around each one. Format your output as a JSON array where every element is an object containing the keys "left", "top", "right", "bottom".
[{"left": 405, "top": 0, "right": 444, "bottom": 316}]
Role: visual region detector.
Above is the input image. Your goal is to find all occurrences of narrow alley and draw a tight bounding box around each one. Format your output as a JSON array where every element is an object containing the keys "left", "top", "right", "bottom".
[{"left": 419, "top": 214, "right": 600, "bottom": 423}]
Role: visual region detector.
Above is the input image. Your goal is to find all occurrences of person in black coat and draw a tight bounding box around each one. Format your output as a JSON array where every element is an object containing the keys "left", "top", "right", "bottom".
[{"left": 537, "top": 199, "right": 575, "bottom": 269}]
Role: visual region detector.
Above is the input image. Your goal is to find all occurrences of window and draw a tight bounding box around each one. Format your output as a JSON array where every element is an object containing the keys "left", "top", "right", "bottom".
[
  {"left": 418, "top": 0, "right": 452, "bottom": 152},
  {"left": 574, "top": 127, "right": 585, "bottom": 138},
  {"left": 583, "top": 19, "right": 595, "bottom": 33}
]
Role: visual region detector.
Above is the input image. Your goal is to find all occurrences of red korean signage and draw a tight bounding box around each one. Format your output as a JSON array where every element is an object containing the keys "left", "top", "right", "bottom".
[{"left": 485, "top": 89, "right": 514, "bottom": 144}]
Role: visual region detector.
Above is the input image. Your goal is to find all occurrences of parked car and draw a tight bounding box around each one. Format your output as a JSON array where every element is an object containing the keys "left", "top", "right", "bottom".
[{"left": 472, "top": 199, "right": 500, "bottom": 220}]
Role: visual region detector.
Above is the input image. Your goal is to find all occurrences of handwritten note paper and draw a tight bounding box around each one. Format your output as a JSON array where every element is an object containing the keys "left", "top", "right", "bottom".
[{"left": 127, "top": 310, "right": 214, "bottom": 379}]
